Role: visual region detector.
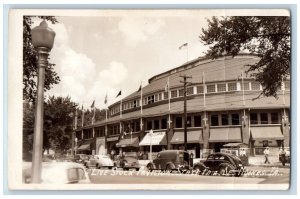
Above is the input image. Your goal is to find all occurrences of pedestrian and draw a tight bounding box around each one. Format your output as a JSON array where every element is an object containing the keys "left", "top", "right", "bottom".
[
  {"left": 279, "top": 148, "right": 286, "bottom": 166},
  {"left": 264, "top": 147, "right": 270, "bottom": 164}
]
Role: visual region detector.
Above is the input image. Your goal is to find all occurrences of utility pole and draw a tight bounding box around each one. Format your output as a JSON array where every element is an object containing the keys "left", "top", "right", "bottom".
[{"left": 180, "top": 74, "right": 192, "bottom": 151}]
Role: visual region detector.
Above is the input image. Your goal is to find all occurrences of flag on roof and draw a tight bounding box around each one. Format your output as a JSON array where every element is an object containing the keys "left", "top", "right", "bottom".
[
  {"left": 116, "top": 90, "right": 122, "bottom": 98},
  {"left": 179, "top": 43, "right": 188, "bottom": 50}
]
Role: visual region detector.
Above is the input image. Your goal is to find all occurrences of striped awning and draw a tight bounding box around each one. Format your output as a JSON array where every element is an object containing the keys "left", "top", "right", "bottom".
[{"left": 209, "top": 127, "right": 242, "bottom": 142}]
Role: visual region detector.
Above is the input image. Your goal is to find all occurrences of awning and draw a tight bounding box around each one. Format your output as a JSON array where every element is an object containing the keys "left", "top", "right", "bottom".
[
  {"left": 107, "top": 136, "right": 119, "bottom": 142},
  {"left": 170, "top": 130, "right": 203, "bottom": 144},
  {"left": 251, "top": 126, "right": 284, "bottom": 140},
  {"left": 77, "top": 144, "right": 90, "bottom": 150},
  {"left": 209, "top": 127, "right": 242, "bottom": 142},
  {"left": 116, "top": 137, "right": 139, "bottom": 148},
  {"left": 223, "top": 143, "right": 248, "bottom": 148},
  {"left": 139, "top": 131, "right": 167, "bottom": 146},
  {"left": 77, "top": 139, "right": 93, "bottom": 151}
]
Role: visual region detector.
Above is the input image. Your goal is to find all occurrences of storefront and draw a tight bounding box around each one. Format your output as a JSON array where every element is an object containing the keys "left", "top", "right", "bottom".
[
  {"left": 209, "top": 127, "right": 242, "bottom": 153},
  {"left": 96, "top": 137, "right": 106, "bottom": 155},
  {"left": 139, "top": 131, "right": 167, "bottom": 159},
  {"left": 250, "top": 126, "right": 284, "bottom": 155},
  {"left": 116, "top": 133, "right": 140, "bottom": 153},
  {"left": 170, "top": 130, "right": 203, "bottom": 158},
  {"left": 77, "top": 139, "right": 94, "bottom": 155},
  {"left": 106, "top": 135, "right": 120, "bottom": 157}
]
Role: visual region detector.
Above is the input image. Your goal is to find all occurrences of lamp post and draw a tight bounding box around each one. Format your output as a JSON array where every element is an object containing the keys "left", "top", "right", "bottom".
[
  {"left": 75, "top": 137, "right": 78, "bottom": 155},
  {"left": 149, "top": 129, "right": 153, "bottom": 161},
  {"left": 31, "top": 19, "right": 55, "bottom": 183}
]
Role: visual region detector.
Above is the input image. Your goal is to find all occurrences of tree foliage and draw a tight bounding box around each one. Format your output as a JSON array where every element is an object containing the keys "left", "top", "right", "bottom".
[
  {"left": 23, "top": 16, "right": 60, "bottom": 102},
  {"left": 200, "top": 16, "right": 290, "bottom": 97}
]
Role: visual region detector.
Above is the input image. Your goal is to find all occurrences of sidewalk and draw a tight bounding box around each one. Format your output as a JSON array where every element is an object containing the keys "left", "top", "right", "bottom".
[{"left": 248, "top": 155, "right": 290, "bottom": 168}]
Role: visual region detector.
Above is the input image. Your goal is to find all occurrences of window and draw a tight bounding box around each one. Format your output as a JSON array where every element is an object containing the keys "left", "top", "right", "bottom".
[
  {"left": 197, "top": 86, "right": 204, "bottom": 94},
  {"left": 147, "top": 95, "right": 155, "bottom": 104},
  {"left": 207, "top": 85, "right": 216, "bottom": 93},
  {"left": 228, "top": 83, "right": 237, "bottom": 91},
  {"left": 135, "top": 121, "right": 140, "bottom": 131},
  {"left": 260, "top": 113, "right": 268, "bottom": 124},
  {"left": 187, "top": 116, "right": 192, "bottom": 127},
  {"left": 251, "top": 82, "right": 261, "bottom": 90},
  {"left": 154, "top": 120, "right": 160, "bottom": 130},
  {"left": 158, "top": 93, "right": 162, "bottom": 101},
  {"left": 194, "top": 115, "right": 201, "bottom": 127},
  {"left": 133, "top": 100, "right": 138, "bottom": 108},
  {"left": 231, "top": 114, "right": 240, "bottom": 125},
  {"left": 171, "top": 90, "right": 178, "bottom": 98},
  {"left": 221, "top": 114, "right": 229, "bottom": 125},
  {"left": 161, "top": 118, "right": 167, "bottom": 129},
  {"left": 187, "top": 87, "right": 194, "bottom": 95},
  {"left": 242, "top": 82, "right": 250, "bottom": 91},
  {"left": 211, "top": 114, "right": 219, "bottom": 126},
  {"left": 271, "top": 113, "right": 279, "bottom": 124},
  {"left": 179, "top": 89, "right": 184, "bottom": 97},
  {"left": 164, "top": 92, "right": 169, "bottom": 100},
  {"left": 250, "top": 113, "right": 258, "bottom": 124},
  {"left": 217, "top": 83, "right": 226, "bottom": 92},
  {"left": 175, "top": 117, "right": 182, "bottom": 128},
  {"left": 147, "top": 121, "right": 152, "bottom": 130}
]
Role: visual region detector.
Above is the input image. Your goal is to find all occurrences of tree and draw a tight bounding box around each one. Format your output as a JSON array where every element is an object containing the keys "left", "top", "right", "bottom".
[
  {"left": 200, "top": 16, "right": 290, "bottom": 97},
  {"left": 23, "top": 16, "right": 60, "bottom": 102},
  {"left": 23, "top": 96, "right": 77, "bottom": 159},
  {"left": 44, "top": 96, "right": 77, "bottom": 153}
]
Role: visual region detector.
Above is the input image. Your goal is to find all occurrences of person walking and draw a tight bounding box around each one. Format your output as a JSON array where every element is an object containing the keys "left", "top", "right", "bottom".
[
  {"left": 264, "top": 147, "right": 270, "bottom": 164},
  {"left": 279, "top": 148, "right": 286, "bottom": 166}
]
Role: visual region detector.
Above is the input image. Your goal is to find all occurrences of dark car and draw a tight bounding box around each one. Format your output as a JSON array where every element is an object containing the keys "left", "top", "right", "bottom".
[
  {"left": 146, "top": 150, "right": 192, "bottom": 172},
  {"left": 118, "top": 152, "right": 140, "bottom": 171},
  {"left": 193, "top": 152, "right": 245, "bottom": 176},
  {"left": 74, "top": 154, "right": 89, "bottom": 164}
]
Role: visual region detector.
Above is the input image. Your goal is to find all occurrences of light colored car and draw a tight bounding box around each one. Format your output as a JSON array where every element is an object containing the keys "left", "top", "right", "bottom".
[
  {"left": 85, "top": 155, "right": 114, "bottom": 169},
  {"left": 23, "top": 162, "right": 91, "bottom": 184}
]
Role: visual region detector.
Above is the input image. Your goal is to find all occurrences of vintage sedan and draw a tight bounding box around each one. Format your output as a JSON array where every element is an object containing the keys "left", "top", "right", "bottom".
[
  {"left": 146, "top": 150, "right": 192, "bottom": 172},
  {"left": 119, "top": 152, "right": 140, "bottom": 171},
  {"left": 193, "top": 152, "right": 245, "bottom": 176},
  {"left": 84, "top": 155, "right": 114, "bottom": 169},
  {"left": 23, "top": 162, "right": 91, "bottom": 184}
]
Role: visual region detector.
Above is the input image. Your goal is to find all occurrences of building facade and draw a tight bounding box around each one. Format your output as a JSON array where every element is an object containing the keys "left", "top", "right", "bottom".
[{"left": 75, "top": 55, "right": 290, "bottom": 159}]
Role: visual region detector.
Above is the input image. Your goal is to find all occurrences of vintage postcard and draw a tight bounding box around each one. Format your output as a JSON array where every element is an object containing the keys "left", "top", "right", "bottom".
[{"left": 7, "top": 9, "right": 291, "bottom": 190}]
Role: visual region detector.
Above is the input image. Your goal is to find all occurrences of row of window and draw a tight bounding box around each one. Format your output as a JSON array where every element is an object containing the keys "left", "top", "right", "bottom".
[
  {"left": 78, "top": 111, "right": 287, "bottom": 139},
  {"left": 110, "top": 81, "right": 290, "bottom": 116}
]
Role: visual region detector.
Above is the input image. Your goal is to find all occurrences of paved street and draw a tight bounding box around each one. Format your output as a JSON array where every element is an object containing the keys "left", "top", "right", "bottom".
[{"left": 87, "top": 166, "right": 290, "bottom": 184}]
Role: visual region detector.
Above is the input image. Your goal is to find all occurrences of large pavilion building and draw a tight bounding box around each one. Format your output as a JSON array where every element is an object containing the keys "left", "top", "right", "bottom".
[{"left": 75, "top": 54, "right": 290, "bottom": 160}]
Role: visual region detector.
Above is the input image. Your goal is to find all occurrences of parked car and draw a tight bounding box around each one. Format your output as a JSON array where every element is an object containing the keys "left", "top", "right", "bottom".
[
  {"left": 119, "top": 152, "right": 140, "bottom": 171},
  {"left": 146, "top": 150, "right": 192, "bottom": 172},
  {"left": 193, "top": 152, "right": 245, "bottom": 176},
  {"left": 74, "top": 154, "right": 89, "bottom": 164},
  {"left": 22, "top": 162, "right": 91, "bottom": 184},
  {"left": 84, "top": 155, "right": 114, "bottom": 169}
]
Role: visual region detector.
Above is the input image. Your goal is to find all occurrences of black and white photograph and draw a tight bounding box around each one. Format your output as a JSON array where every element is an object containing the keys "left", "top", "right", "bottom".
[{"left": 7, "top": 9, "right": 291, "bottom": 190}]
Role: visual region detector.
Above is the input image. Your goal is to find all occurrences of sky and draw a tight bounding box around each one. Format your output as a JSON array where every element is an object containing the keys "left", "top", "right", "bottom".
[{"left": 30, "top": 11, "right": 218, "bottom": 109}]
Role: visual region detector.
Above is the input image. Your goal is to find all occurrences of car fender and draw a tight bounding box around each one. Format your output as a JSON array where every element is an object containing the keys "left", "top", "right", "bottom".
[
  {"left": 193, "top": 162, "right": 207, "bottom": 170},
  {"left": 165, "top": 162, "right": 176, "bottom": 169},
  {"left": 146, "top": 162, "right": 156, "bottom": 170}
]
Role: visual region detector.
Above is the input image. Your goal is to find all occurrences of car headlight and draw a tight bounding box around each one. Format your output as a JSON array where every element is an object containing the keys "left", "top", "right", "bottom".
[{"left": 238, "top": 164, "right": 243, "bottom": 167}]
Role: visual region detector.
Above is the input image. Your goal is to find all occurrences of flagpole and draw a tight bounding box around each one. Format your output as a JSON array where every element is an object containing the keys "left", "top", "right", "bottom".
[
  {"left": 168, "top": 77, "right": 171, "bottom": 129},
  {"left": 141, "top": 81, "right": 143, "bottom": 115}
]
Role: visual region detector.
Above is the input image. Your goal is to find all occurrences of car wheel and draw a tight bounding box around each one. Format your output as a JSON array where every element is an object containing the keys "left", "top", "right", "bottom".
[
  {"left": 165, "top": 164, "right": 172, "bottom": 173},
  {"left": 96, "top": 164, "right": 100, "bottom": 169},
  {"left": 146, "top": 164, "right": 153, "bottom": 172},
  {"left": 219, "top": 163, "right": 235, "bottom": 177},
  {"left": 108, "top": 166, "right": 112, "bottom": 170},
  {"left": 135, "top": 168, "right": 139, "bottom": 171},
  {"left": 193, "top": 166, "right": 202, "bottom": 175}
]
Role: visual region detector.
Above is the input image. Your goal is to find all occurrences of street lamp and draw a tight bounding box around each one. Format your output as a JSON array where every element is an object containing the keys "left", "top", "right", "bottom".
[
  {"left": 31, "top": 19, "right": 55, "bottom": 183},
  {"left": 149, "top": 129, "right": 153, "bottom": 161},
  {"left": 75, "top": 137, "right": 78, "bottom": 155}
]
